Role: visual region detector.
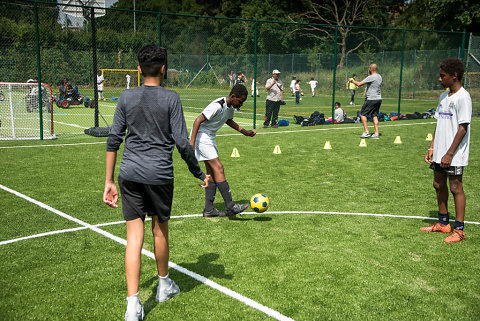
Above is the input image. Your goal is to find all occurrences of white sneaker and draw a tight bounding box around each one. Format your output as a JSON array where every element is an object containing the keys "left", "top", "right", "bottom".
[
  {"left": 350, "top": 102, "right": 353, "bottom": 105},
  {"left": 125, "top": 296, "right": 144, "bottom": 321},
  {"left": 156, "top": 278, "right": 180, "bottom": 303},
  {"left": 360, "top": 132, "right": 371, "bottom": 138}
]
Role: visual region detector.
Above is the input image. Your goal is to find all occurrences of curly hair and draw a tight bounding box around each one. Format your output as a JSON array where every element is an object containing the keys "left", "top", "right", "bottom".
[
  {"left": 229, "top": 84, "right": 248, "bottom": 98},
  {"left": 137, "top": 44, "right": 167, "bottom": 77},
  {"left": 439, "top": 58, "right": 465, "bottom": 81}
]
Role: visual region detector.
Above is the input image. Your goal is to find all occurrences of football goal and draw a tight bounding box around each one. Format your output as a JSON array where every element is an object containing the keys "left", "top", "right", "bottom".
[
  {"left": 0, "top": 82, "right": 55, "bottom": 140},
  {"left": 100, "top": 69, "right": 140, "bottom": 89}
]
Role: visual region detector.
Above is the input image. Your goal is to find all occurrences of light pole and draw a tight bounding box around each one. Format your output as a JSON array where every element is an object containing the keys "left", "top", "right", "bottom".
[{"left": 133, "top": 0, "right": 136, "bottom": 32}]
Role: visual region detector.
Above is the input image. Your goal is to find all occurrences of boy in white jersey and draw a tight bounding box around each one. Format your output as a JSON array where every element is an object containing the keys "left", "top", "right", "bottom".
[
  {"left": 190, "top": 84, "right": 256, "bottom": 217},
  {"left": 308, "top": 77, "right": 318, "bottom": 97},
  {"left": 422, "top": 58, "right": 472, "bottom": 243},
  {"left": 97, "top": 70, "right": 105, "bottom": 100}
]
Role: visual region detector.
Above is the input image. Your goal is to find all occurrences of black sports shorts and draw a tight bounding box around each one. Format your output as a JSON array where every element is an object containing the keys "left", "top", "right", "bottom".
[
  {"left": 118, "top": 176, "right": 173, "bottom": 222},
  {"left": 360, "top": 99, "right": 382, "bottom": 117},
  {"left": 429, "top": 162, "right": 464, "bottom": 176}
]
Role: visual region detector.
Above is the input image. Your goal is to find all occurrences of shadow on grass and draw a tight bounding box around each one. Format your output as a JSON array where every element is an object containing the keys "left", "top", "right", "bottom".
[
  {"left": 422, "top": 210, "right": 441, "bottom": 224},
  {"left": 142, "top": 253, "right": 233, "bottom": 316}
]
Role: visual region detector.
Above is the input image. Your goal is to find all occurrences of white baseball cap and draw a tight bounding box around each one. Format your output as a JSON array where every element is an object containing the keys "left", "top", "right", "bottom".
[{"left": 272, "top": 69, "right": 281, "bottom": 74}]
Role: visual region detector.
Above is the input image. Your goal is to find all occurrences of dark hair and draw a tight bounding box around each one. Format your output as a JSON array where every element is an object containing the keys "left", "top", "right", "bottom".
[
  {"left": 311, "top": 77, "right": 314, "bottom": 80},
  {"left": 137, "top": 44, "right": 167, "bottom": 77},
  {"left": 352, "top": 74, "right": 357, "bottom": 77},
  {"left": 230, "top": 84, "right": 248, "bottom": 98},
  {"left": 335, "top": 101, "right": 341, "bottom": 106},
  {"left": 439, "top": 58, "right": 465, "bottom": 81},
  {"left": 292, "top": 76, "right": 296, "bottom": 80}
]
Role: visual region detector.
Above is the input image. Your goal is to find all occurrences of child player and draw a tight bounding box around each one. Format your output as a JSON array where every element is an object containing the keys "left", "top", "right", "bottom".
[
  {"left": 422, "top": 58, "right": 472, "bottom": 243},
  {"left": 190, "top": 84, "right": 255, "bottom": 217},
  {"left": 103, "top": 44, "right": 209, "bottom": 321}
]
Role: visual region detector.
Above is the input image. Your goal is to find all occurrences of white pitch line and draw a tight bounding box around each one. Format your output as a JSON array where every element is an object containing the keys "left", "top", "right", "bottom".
[
  {"left": 0, "top": 184, "right": 294, "bottom": 321},
  {"left": 4, "top": 211, "right": 478, "bottom": 247},
  {"left": 53, "top": 120, "right": 89, "bottom": 129},
  {"left": 0, "top": 142, "right": 106, "bottom": 149}
]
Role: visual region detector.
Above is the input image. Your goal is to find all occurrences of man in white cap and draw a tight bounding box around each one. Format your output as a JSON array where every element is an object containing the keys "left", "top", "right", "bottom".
[{"left": 264, "top": 69, "right": 283, "bottom": 128}]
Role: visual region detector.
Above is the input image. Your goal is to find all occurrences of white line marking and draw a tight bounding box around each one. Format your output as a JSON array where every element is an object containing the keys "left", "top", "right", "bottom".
[
  {"left": 0, "top": 142, "right": 106, "bottom": 149},
  {"left": 53, "top": 120, "right": 89, "bottom": 129},
  {"left": 0, "top": 184, "right": 293, "bottom": 321}
]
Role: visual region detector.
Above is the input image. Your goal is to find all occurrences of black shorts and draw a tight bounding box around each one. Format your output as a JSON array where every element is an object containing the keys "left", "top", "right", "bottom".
[
  {"left": 429, "top": 162, "right": 464, "bottom": 176},
  {"left": 118, "top": 176, "right": 173, "bottom": 222},
  {"left": 360, "top": 99, "right": 382, "bottom": 117}
]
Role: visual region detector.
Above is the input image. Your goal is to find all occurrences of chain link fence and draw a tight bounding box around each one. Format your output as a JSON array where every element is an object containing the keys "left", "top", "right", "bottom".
[{"left": 0, "top": 0, "right": 477, "bottom": 139}]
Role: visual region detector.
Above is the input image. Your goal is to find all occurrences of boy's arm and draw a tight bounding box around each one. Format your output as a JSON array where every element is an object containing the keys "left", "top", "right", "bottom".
[
  {"left": 440, "top": 123, "right": 469, "bottom": 168},
  {"left": 425, "top": 127, "right": 436, "bottom": 164},
  {"left": 226, "top": 119, "right": 256, "bottom": 137},
  {"left": 103, "top": 151, "right": 118, "bottom": 208},
  {"left": 189, "top": 114, "right": 206, "bottom": 147},
  {"left": 350, "top": 79, "right": 365, "bottom": 87},
  {"left": 170, "top": 96, "right": 207, "bottom": 182}
]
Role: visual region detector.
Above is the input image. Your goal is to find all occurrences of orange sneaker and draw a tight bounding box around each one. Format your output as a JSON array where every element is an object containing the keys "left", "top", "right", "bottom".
[
  {"left": 444, "top": 229, "right": 465, "bottom": 243},
  {"left": 420, "top": 222, "right": 451, "bottom": 233}
]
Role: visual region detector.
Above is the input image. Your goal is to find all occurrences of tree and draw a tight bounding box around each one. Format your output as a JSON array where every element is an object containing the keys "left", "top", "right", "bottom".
[{"left": 289, "top": 0, "right": 402, "bottom": 68}]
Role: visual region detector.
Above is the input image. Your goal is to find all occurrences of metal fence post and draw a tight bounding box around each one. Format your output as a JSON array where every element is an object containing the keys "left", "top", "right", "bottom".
[
  {"left": 460, "top": 29, "right": 466, "bottom": 60},
  {"left": 397, "top": 29, "right": 406, "bottom": 115},
  {"left": 157, "top": 13, "right": 161, "bottom": 46},
  {"left": 331, "top": 26, "right": 338, "bottom": 121},
  {"left": 413, "top": 48, "right": 416, "bottom": 99},
  {"left": 253, "top": 20, "right": 258, "bottom": 129},
  {"left": 91, "top": 7, "right": 99, "bottom": 127},
  {"left": 34, "top": 1, "right": 43, "bottom": 139}
]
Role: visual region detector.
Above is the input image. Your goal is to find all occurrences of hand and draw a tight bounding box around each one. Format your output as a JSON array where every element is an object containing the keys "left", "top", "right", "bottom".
[
  {"left": 103, "top": 181, "right": 118, "bottom": 208},
  {"left": 424, "top": 149, "right": 433, "bottom": 164},
  {"left": 199, "top": 175, "right": 211, "bottom": 188},
  {"left": 440, "top": 153, "right": 453, "bottom": 168},
  {"left": 244, "top": 129, "right": 256, "bottom": 137}
]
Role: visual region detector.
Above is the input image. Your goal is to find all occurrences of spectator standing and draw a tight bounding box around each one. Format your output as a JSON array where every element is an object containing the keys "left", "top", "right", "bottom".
[{"left": 264, "top": 69, "right": 283, "bottom": 128}]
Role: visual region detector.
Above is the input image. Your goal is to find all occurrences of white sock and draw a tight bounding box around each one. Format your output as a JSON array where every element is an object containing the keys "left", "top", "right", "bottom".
[{"left": 158, "top": 274, "right": 171, "bottom": 287}]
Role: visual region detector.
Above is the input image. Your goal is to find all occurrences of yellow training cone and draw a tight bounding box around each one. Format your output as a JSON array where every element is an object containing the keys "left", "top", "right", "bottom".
[
  {"left": 359, "top": 139, "right": 367, "bottom": 147},
  {"left": 394, "top": 136, "right": 402, "bottom": 144},
  {"left": 324, "top": 141, "right": 332, "bottom": 150},
  {"left": 231, "top": 148, "right": 240, "bottom": 157},
  {"left": 273, "top": 145, "right": 282, "bottom": 154},
  {"left": 426, "top": 133, "right": 433, "bottom": 141}
]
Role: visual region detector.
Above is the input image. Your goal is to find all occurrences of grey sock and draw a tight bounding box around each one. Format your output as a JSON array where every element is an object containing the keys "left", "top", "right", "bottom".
[
  {"left": 217, "top": 180, "right": 234, "bottom": 209},
  {"left": 204, "top": 181, "right": 216, "bottom": 211}
]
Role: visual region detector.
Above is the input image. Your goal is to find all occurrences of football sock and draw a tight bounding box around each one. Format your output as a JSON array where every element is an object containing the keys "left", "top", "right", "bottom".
[
  {"left": 127, "top": 292, "right": 139, "bottom": 299},
  {"left": 438, "top": 212, "right": 449, "bottom": 225},
  {"left": 217, "top": 180, "right": 234, "bottom": 209},
  {"left": 158, "top": 274, "right": 170, "bottom": 287},
  {"left": 204, "top": 181, "right": 216, "bottom": 211},
  {"left": 454, "top": 220, "right": 464, "bottom": 231}
]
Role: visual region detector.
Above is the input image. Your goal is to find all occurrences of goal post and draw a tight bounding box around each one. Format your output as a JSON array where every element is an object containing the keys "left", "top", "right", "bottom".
[
  {"left": 0, "top": 82, "right": 55, "bottom": 140},
  {"left": 100, "top": 69, "right": 140, "bottom": 89}
]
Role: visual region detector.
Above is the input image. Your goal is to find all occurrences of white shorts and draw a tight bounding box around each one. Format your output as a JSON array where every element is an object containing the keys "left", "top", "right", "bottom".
[{"left": 194, "top": 132, "right": 218, "bottom": 161}]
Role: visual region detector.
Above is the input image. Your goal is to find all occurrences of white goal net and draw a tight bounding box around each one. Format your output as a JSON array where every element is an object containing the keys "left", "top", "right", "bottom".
[{"left": 0, "top": 82, "right": 55, "bottom": 140}]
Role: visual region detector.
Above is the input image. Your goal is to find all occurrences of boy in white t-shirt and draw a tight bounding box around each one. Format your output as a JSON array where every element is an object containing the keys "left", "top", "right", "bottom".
[
  {"left": 422, "top": 58, "right": 472, "bottom": 243},
  {"left": 308, "top": 77, "right": 318, "bottom": 97},
  {"left": 190, "top": 84, "right": 256, "bottom": 218},
  {"left": 126, "top": 72, "right": 131, "bottom": 89},
  {"left": 97, "top": 71, "right": 105, "bottom": 100},
  {"left": 289, "top": 76, "right": 296, "bottom": 96}
]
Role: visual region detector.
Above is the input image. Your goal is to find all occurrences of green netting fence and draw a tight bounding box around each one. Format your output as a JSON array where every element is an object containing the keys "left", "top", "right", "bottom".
[{"left": 0, "top": 0, "right": 477, "bottom": 139}]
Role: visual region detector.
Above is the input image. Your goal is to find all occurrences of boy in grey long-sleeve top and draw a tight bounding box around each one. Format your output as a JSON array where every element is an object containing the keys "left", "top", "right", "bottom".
[{"left": 103, "top": 44, "right": 209, "bottom": 321}]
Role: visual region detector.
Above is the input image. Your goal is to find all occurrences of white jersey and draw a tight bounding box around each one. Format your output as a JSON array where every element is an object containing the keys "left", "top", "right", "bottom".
[
  {"left": 308, "top": 80, "right": 317, "bottom": 89},
  {"left": 192, "top": 97, "right": 234, "bottom": 161},
  {"left": 290, "top": 79, "right": 296, "bottom": 90},
  {"left": 97, "top": 74, "right": 104, "bottom": 91},
  {"left": 433, "top": 87, "right": 472, "bottom": 166},
  {"left": 126, "top": 74, "right": 131, "bottom": 88}
]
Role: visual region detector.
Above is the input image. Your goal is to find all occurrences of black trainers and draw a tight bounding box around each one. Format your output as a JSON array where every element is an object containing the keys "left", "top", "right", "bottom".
[
  {"left": 226, "top": 203, "right": 249, "bottom": 216},
  {"left": 203, "top": 208, "right": 226, "bottom": 218}
]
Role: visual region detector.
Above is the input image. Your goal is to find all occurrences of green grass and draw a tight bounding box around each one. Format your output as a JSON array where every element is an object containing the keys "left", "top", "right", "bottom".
[{"left": 0, "top": 98, "right": 479, "bottom": 320}]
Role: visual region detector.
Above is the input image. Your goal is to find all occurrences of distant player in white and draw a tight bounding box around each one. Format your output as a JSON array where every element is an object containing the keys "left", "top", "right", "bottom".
[
  {"left": 251, "top": 77, "right": 260, "bottom": 97},
  {"left": 126, "top": 72, "right": 131, "bottom": 89},
  {"left": 97, "top": 71, "right": 105, "bottom": 100},
  {"left": 190, "top": 84, "right": 255, "bottom": 218},
  {"left": 308, "top": 77, "right": 318, "bottom": 97},
  {"left": 422, "top": 58, "right": 472, "bottom": 243},
  {"left": 289, "top": 76, "right": 296, "bottom": 96}
]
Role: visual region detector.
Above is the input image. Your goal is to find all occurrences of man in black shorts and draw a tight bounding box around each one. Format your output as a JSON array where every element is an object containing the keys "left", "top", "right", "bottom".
[{"left": 350, "top": 64, "right": 382, "bottom": 139}]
